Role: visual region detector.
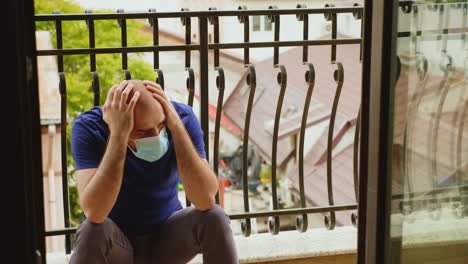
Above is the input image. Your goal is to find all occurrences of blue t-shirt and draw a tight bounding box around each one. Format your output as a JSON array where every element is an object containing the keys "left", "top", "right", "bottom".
[{"left": 71, "top": 102, "right": 206, "bottom": 235}]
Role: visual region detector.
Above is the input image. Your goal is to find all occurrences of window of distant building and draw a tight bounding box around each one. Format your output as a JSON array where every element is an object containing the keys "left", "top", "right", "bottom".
[
  {"left": 253, "top": 16, "right": 261, "bottom": 31},
  {"left": 264, "top": 16, "right": 272, "bottom": 31},
  {"left": 252, "top": 16, "right": 272, "bottom": 32}
]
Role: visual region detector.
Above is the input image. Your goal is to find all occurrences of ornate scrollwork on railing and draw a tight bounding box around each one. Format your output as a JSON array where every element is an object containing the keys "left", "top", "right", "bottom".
[
  {"left": 241, "top": 65, "right": 257, "bottom": 237},
  {"left": 296, "top": 63, "right": 315, "bottom": 233},
  {"left": 269, "top": 64, "right": 287, "bottom": 235},
  {"left": 324, "top": 62, "right": 344, "bottom": 230},
  {"left": 213, "top": 67, "right": 225, "bottom": 205}
]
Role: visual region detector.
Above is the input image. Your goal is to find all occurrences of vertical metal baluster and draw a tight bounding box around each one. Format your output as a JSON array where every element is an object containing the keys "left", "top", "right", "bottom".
[
  {"left": 181, "top": 8, "right": 191, "bottom": 68},
  {"left": 149, "top": 9, "right": 159, "bottom": 70},
  {"left": 186, "top": 69, "right": 195, "bottom": 108},
  {"left": 267, "top": 7, "right": 282, "bottom": 235},
  {"left": 457, "top": 89, "right": 468, "bottom": 218},
  {"left": 181, "top": 8, "right": 195, "bottom": 110},
  {"left": 352, "top": 106, "right": 361, "bottom": 227},
  {"left": 209, "top": 7, "right": 219, "bottom": 67},
  {"left": 181, "top": 9, "right": 194, "bottom": 207},
  {"left": 91, "top": 72, "right": 100, "bottom": 106},
  {"left": 213, "top": 67, "right": 225, "bottom": 205},
  {"left": 241, "top": 65, "right": 256, "bottom": 237},
  {"left": 199, "top": 16, "right": 209, "bottom": 162},
  {"left": 296, "top": 63, "right": 315, "bottom": 233},
  {"left": 431, "top": 5, "right": 452, "bottom": 184},
  {"left": 353, "top": 3, "right": 363, "bottom": 62},
  {"left": 148, "top": 8, "right": 164, "bottom": 89},
  {"left": 86, "top": 10, "right": 100, "bottom": 107},
  {"left": 237, "top": 6, "right": 249, "bottom": 65},
  {"left": 117, "top": 9, "right": 131, "bottom": 80},
  {"left": 296, "top": 4, "right": 308, "bottom": 63},
  {"left": 325, "top": 4, "right": 337, "bottom": 62},
  {"left": 86, "top": 10, "right": 96, "bottom": 73},
  {"left": 454, "top": 4, "right": 468, "bottom": 218},
  {"left": 433, "top": 4, "right": 444, "bottom": 54},
  {"left": 448, "top": 3, "right": 466, "bottom": 216},
  {"left": 237, "top": 8, "right": 253, "bottom": 236},
  {"left": 427, "top": 47, "right": 453, "bottom": 221},
  {"left": 209, "top": 8, "right": 222, "bottom": 205},
  {"left": 295, "top": 4, "right": 310, "bottom": 233},
  {"left": 270, "top": 64, "right": 286, "bottom": 236},
  {"left": 324, "top": 62, "right": 344, "bottom": 230},
  {"left": 268, "top": 5, "right": 279, "bottom": 65},
  {"left": 441, "top": 5, "right": 449, "bottom": 53},
  {"left": 402, "top": 54, "right": 429, "bottom": 218},
  {"left": 54, "top": 10, "right": 72, "bottom": 253},
  {"left": 401, "top": 6, "right": 426, "bottom": 219},
  {"left": 432, "top": 2, "right": 454, "bottom": 202}
]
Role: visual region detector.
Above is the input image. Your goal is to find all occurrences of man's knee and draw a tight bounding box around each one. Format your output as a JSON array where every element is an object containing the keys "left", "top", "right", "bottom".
[
  {"left": 70, "top": 219, "right": 116, "bottom": 263},
  {"left": 197, "top": 204, "right": 231, "bottom": 228},
  {"left": 74, "top": 218, "right": 114, "bottom": 246}
]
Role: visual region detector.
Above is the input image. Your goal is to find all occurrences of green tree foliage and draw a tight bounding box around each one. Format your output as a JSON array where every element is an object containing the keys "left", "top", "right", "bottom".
[{"left": 36, "top": 0, "right": 157, "bottom": 225}]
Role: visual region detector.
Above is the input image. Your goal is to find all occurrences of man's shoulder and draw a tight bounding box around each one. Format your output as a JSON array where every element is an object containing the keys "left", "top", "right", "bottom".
[
  {"left": 75, "top": 106, "right": 104, "bottom": 124},
  {"left": 171, "top": 101, "right": 195, "bottom": 120},
  {"left": 72, "top": 107, "right": 108, "bottom": 135}
]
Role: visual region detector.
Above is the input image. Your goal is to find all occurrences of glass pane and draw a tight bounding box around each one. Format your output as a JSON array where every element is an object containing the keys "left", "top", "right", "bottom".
[{"left": 390, "top": 2, "right": 468, "bottom": 263}]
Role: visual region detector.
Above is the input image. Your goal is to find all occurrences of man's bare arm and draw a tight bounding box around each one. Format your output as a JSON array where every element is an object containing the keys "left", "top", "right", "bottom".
[
  {"left": 76, "top": 133, "right": 128, "bottom": 223},
  {"left": 171, "top": 122, "right": 218, "bottom": 211},
  {"left": 76, "top": 81, "right": 140, "bottom": 223},
  {"left": 143, "top": 80, "right": 218, "bottom": 211}
]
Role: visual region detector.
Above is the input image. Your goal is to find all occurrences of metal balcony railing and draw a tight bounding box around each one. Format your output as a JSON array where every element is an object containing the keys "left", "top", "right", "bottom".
[{"left": 34, "top": 4, "right": 365, "bottom": 254}]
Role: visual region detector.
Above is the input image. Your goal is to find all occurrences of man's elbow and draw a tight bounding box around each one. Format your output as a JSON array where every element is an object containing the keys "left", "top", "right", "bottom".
[
  {"left": 82, "top": 206, "right": 107, "bottom": 224},
  {"left": 195, "top": 196, "right": 216, "bottom": 211},
  {"left": 85, "top": 212, "right": 107, "bottom": 224}
]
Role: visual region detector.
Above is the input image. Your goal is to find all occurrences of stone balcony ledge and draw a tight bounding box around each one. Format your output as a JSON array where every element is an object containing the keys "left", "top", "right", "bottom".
[{"left": 47, "top": 226, "right": 357, "bottom": 263}]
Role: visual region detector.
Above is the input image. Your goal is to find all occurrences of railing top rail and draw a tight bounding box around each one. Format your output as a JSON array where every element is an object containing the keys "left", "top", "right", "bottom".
[{"left": 34, "top": 6, "right": 363, "bottom": 21}]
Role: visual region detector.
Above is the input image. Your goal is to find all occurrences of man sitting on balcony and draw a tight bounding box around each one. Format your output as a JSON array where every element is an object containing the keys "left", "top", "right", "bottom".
[{"left": 70, "top": 79, "right": 238, "bottom": 264}]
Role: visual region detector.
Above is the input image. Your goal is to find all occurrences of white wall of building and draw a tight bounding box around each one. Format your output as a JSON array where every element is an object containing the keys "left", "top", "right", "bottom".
[{"left": 74, "top": 0, "right": 362, "bottom": 62}]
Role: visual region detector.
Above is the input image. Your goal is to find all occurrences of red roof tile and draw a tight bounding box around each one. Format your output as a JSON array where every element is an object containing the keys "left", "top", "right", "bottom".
[{"left": 223, "top": 34, "right": 362, "bottom": 165}]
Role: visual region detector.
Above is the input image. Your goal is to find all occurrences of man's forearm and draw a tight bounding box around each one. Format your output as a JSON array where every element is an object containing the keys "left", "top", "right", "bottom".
[
  {"left": 171, "top": 122, "right": 218, "bottom": 210},
  {"left": 80, "top": 133, "right": 127, "bottom": 223}
]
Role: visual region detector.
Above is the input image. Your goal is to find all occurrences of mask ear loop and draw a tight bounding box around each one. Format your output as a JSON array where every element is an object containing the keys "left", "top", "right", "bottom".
[{"left": 128, "top": 138, "right": 138, "bottom": 154}]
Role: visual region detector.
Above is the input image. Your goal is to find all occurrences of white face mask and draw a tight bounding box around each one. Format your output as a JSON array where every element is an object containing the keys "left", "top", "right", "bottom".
[{"left": 129, "top": 127, "right": 169, "bottom": 162}]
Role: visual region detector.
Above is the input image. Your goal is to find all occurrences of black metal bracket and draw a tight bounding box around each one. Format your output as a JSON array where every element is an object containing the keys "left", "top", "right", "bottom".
[
  {"left": 353, "top": 3, "right": 363, "bottom": 19},
  {"left": 296, "top": 4, "right": 307, "bottom": 21},
  {"left": 208, "top": 7, "right": 217, "bottom": 25},
  {"left": 180, "top": 7, "right": 190, "bottom": 26},
  {"left": 148, "top": 8, "right": 157, "bottom": 26},
  {"left": 324, "top": 3, "right": 335, "bottom": 21},
  {"left": 267, "top": 5, "right": 278, "bottom": 23},
  {"left": 237, "top": 5, "right": 248, "bottom": 23}
]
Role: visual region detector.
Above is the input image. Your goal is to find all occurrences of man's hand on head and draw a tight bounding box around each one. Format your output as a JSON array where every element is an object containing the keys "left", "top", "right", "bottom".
[
  {"left": 143, "top": 80, "right": 182, "bottom": 131},
  {"left": 103, "top": 80, "right": 140, "bottom": 138}
]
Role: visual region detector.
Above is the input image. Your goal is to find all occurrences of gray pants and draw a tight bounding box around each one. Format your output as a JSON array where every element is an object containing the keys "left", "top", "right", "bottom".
[{"left": 69, "top": 205, "right": 238, "bottom": 264}]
